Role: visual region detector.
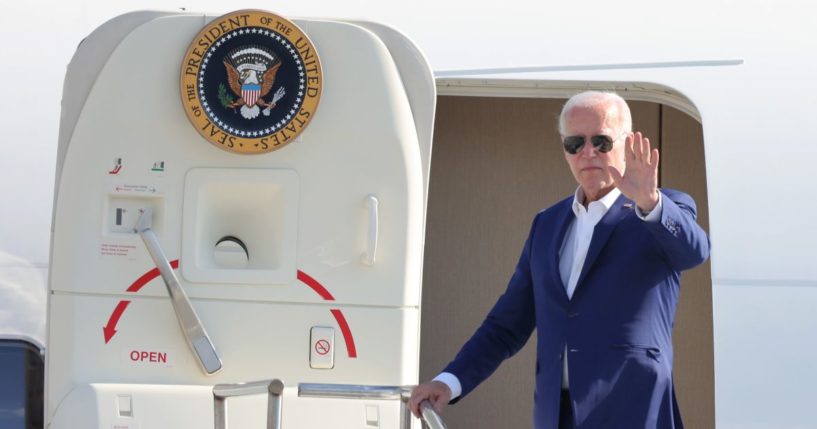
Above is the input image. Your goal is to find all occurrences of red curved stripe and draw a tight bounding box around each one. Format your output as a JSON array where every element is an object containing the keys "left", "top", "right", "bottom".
[
  {"left": 330, "top": 309, "right": 357, "bottom": 358},
  {"left": 297, "top": 270, "right": 335, "bottom": 301},
  {"left": 126, "top": 259, "right": 180, "bottom": 292},
  {"left": 123, "top": 264, "right": 357, "bottom": 358}
]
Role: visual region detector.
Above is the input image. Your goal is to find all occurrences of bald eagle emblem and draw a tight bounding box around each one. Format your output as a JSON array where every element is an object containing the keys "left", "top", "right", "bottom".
[{"left": 220, "top": 45, "right": 286, "bottom": 120}]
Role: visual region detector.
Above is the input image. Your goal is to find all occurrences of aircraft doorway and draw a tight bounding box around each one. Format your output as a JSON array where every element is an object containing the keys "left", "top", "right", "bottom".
[{"left": 420, "top": 95, "right": 714, "bottom": 428}]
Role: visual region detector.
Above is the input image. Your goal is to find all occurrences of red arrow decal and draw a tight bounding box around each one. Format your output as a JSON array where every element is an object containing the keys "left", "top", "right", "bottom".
[
  {"left": 127, "top": 259, "right": 179, "bottom": 293},
  {"left": 297, "top": 270, "right": 357, "bottom": 358},
  {"left": 330, "top": 309, "right": 357, "bottom": 358},
  {"left": 297, "top": 270, "right": 335, "bottom": 300},
  {"left": 103, "top": 300, "right": 131, "bottom": 344},
  {"left": 103, "top": 260, "right": 180, "bottom": 344}
]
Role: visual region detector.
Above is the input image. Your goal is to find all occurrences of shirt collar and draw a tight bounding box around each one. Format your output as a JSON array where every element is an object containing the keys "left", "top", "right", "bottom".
[{"left": 571, "top": 187, "right": 622, "bottom": 216}]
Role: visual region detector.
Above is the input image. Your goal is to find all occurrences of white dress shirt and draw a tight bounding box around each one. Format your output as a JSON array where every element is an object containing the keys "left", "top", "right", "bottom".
[{"left": 435, "top": 188, "right": 663, "bottom": 398}]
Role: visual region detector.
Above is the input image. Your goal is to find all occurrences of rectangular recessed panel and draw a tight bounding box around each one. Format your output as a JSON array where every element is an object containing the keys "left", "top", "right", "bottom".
[
  {"left": 365, "top": 404, "right": 379, "bottom": 427},
  {"left": 117, "top": 394, "right": 132, "bottom": 417},
  {"left": 181, "top": 168, "right": 298, "bottom": 285},
  {"left": 309, "top": 326, "right": 335, "bottom": 369}
]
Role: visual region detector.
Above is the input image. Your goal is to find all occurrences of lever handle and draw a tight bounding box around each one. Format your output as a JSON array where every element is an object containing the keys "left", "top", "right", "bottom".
[{"left": 134, "top": 208, "right": 223, "bottom": 375}]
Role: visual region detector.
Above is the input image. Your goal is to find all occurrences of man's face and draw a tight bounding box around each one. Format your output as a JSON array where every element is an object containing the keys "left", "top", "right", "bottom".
[{"left": 562, "top": 103, "right": 627, "bottom": 201}]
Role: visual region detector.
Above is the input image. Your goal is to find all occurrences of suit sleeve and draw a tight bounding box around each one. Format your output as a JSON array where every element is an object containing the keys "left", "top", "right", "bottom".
[
  {"left": 642, "top": 189, "right": 711, "bottom": 272},
  {"left": 442, "top": 214, "right": 539, "bottom": 402}
]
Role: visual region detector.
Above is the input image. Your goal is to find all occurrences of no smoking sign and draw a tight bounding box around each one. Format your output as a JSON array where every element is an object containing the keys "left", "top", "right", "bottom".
[{"left": 314, "top": 339, "right": 331, "bottom": 355}]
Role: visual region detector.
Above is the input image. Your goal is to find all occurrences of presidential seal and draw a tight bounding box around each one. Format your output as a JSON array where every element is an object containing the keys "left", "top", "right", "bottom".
[{"left": 180, "top": 10, "right": 322, "bottom": 154}]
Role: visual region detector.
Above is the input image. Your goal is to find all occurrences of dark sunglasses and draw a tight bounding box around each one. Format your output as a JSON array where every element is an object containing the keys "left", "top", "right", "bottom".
[{"left": 562, "top": 134, "right": 617, "bottom": 154}]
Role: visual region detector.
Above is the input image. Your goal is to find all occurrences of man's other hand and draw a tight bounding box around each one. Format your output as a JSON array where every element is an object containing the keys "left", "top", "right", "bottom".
[{"left": 408, "top": 380, "right": 452, "bottom": 418}]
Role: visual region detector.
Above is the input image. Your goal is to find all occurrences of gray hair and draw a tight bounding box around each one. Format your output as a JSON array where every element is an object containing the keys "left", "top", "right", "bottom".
[{"left": 558, "top": 91, "right": 633, "bottom": 136}]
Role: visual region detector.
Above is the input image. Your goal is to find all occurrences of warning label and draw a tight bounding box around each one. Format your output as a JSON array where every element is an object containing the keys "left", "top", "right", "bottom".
[
  {"left": 100, "top": 243, "right": 137, "bottom": 258},
  {"left": 112, "top": 184, "right": 161, "bottom": 194}
]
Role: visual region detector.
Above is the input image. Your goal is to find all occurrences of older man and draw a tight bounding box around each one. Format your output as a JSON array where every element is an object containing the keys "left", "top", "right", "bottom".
[{"left": 409, "top": 91, "right": 710, "bottom": 428}]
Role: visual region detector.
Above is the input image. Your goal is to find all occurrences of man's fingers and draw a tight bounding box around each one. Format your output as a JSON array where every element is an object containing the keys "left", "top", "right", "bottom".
[
  {"left": 410, "top": 398, "right": 423, "bottom": 418},
  {"left": 408, "top": 386, "right": 427, "bottom": 418},
  {"left": 651, "top": 148, "right": 660, "bottom": 169},
  {"left": 641, "top": 137, "right": 651, "bottom": 164},
  {"left": 409, "top": 381, "right": 451, "bottom": 419},
  {"left": 430, "top": 397, "right": 443, "bottom": 413},
  {"left": 626, "top": 133, "right": 636, "bottom": 160},
  {"left": 633, "top": 132, "right": 644, "bottom": 162}
]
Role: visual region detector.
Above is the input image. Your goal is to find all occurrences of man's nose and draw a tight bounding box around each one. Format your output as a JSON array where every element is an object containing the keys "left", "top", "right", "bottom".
[{"left": 579, "top": 139, "right": 597, "bottom": 158}]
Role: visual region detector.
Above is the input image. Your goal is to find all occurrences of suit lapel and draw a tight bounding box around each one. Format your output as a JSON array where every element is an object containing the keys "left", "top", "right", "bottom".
[
  {"left": 574, "top": 194, "right": 631, "bottom": 291},
  {"left": 548, "top": 199, "right": 575, "bottom": 298}
]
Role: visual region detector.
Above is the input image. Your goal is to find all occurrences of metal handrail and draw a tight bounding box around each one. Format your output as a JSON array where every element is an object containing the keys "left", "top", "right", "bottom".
[
  {"left": 298, "top": 383, "right": 406, "bottom": 400},
  {"left": 299, "top": 383, "right": 448, "bottom": 429},
  {"left": 213, "top": 379, "right": 284, "bottom": 429},
  {"left": 420, "top": 401, "right": 447, "bottom": 429}
]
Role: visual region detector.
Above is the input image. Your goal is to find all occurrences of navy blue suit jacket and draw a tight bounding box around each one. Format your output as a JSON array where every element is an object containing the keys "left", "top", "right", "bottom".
[{"left": 444, "top": 189, "right": 710, "bottom": 429}]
